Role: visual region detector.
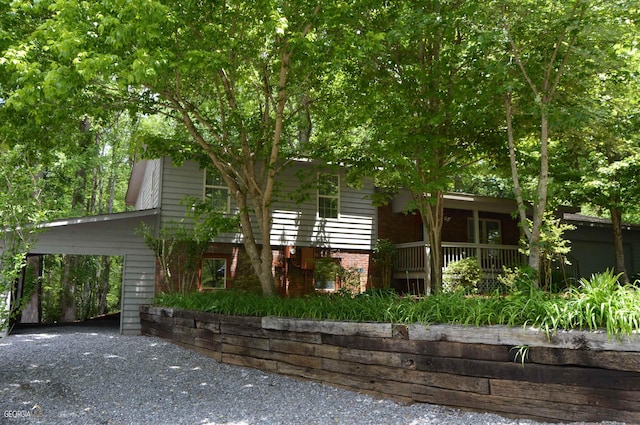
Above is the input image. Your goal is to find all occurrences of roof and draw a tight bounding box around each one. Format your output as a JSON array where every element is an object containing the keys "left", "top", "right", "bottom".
[
  {"left": 562, "top": 212, "right": 640, "bottom": 231},
  {"left": 391, "top": 190, "right": 526, "bottom": 214},
  {"left": 39, "top": 208, "right": 160, "bottom": 229}
]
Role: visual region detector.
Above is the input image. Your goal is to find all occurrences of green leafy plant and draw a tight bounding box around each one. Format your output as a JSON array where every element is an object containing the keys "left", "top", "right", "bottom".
[
  {"left": 0, "top": 146, "right": 47, "bottom": 335},
  {"left": 550, "top": 270, "right": 640, "bottom": 338},
  {"left": 498, "top": 266, "right": 538, "bottom": 294},
  {"left": 442, "top": 257, "right": 483, "bottom": 294},
  {"left": 519, "top": 212, "right": 576, "bottom": 290},
  {"left": 155, "top": 271, "right": 640, "bottom": 338},
  {"left": 372, "top": 238, "right": 396, "bottom": 289},
  {"left": 138, "top": 196, "right": 238, "bottom": 295},
  {"left": 138, "top": 222, "right": 208, "bottom": 295},
  {"left": 313, "top": 257, "right": 341, "bottom": 291},
  {"left": 510, "top": 345, "right": 530, "bottom": 367}
]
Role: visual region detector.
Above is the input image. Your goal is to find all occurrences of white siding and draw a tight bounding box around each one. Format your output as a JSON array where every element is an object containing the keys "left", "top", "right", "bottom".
[
  {"left": 271, "top": 164, "right": 376, "bottom": 250},
  {"left": 160, "top": 158, "right": 204, "bottom": 223},
  {"left": 159, "top": 159, "right": 377, "bottom": 250}
]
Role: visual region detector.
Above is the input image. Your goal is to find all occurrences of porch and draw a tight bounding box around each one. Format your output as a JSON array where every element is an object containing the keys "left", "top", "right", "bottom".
[{"left": 393, "top": 241, "right": 526, "bottom": 293}]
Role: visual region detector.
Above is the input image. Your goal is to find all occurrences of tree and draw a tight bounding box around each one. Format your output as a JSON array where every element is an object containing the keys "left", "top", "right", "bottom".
[
  {"left": 555, "top": 41, "right": 640, "bottom": 284},
  {"left": 314, "top": 1, "right": 502, "bottom": 293},
  {"left": 494, "top": 0, "right": 637, "bottom": 284},
  {"left": 1, "top": 0, "right": 340, "bottom": 296},
  {"left": 0, "top": 144, "right": 47, "bottom": 331}
]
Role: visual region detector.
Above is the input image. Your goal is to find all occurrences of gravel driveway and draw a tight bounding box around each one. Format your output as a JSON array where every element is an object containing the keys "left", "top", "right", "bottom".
[{"left": 0, "top": 323, "right": 625, "bottom": 425}]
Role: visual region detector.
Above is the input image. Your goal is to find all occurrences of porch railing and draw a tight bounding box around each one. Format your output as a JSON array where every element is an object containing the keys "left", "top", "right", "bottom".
[{"left": 394, "top": 241, "right": 525, "bottom": 277}]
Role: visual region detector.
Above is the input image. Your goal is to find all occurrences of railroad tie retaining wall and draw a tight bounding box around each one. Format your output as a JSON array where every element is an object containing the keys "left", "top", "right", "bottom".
[{"left": 140, "top": 305, "right": 640, "bottom": 423}]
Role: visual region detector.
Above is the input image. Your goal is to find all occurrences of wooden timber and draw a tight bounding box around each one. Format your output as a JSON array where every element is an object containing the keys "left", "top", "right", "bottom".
[{"left": 139, "top": 305, "right": 640, "bottom": 423}]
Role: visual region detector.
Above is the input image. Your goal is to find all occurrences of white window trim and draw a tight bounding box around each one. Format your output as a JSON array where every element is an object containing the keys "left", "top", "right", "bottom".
[
  {"left": 317, "top": 173, "right": 340, "bottom": 219},
  {"left": 203, "top": 169, "right": 231, "bottom": 214},
  {"left": 468, "top": 217, "right": 502, "bottom": 245},
  {"left": 200, "top": 256, "right": 228, "bottom": 290}
]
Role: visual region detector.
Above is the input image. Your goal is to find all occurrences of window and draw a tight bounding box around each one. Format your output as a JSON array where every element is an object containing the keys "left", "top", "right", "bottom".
[
  {"left": 314, "top": 257, "right": 339, "bottom": 291},
  {"left": 203, "top": 169, "right": 230, "bottom": 213},
  {"left": 317, "top": 173, "right": 339, "bottom": 219},
  {"left": 468, "top": 218, "right": 501, "bottom": 244},
  {"left": 200, "top": 257, "right": 228, "bottom": 289}
]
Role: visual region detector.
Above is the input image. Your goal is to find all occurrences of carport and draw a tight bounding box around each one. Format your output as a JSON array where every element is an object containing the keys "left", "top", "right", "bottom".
[{"left": 3, "top": 209, "right": 159, "bottom": 335}]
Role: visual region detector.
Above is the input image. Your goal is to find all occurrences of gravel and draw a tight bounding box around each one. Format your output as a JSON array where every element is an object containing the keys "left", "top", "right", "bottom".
[{"left": 0, "top": 323, "right": 625, "bottom": 425}]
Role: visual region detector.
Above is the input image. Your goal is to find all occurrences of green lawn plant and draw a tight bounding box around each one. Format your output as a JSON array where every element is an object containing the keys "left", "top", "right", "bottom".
[{"left": 156, "top": 269, "right": 640, "bottom": 338}]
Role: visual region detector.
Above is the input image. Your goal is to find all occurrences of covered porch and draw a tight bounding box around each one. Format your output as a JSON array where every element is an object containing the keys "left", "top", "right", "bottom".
[
  {"left": 380, "top": 192, "right": 528, "bottom": 293},
  {"left": 393, "top": 241, "right": 526, "bottom": 293}
]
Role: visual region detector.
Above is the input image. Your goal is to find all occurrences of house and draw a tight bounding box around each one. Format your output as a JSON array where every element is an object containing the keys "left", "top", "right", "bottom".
[
  {"left": 127, "top": 157, "right": 379, "bottom": 296},
  {"left": 561, "top": 212, "right": 640, "bottom": 281},
  {"left": 4, "top": 156, "right": 640, "bottom": 335},
  {"left": 3, "top": 157, "right": 378, "bottom": 334}
]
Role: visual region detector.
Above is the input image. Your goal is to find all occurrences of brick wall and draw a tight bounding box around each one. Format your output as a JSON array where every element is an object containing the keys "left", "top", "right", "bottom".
[{"left": 378, "top": 205, "right": 423, "bottom": 244}]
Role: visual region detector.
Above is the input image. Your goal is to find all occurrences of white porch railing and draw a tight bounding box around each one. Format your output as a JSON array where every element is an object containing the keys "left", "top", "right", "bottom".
[{"left": 394, "top": 241, "right": 525, "bottom": 278}]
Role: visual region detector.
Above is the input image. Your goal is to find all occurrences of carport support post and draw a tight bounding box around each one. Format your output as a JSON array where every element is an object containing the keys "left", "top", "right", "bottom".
[{"left": 119, "top": 253, "right": 157, "bottom": 335}]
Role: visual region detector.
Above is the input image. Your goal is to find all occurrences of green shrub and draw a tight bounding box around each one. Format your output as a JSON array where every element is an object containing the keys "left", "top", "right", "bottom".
[
  {"left": 442, "top": 257, "right": 483, "bottom": 294},
  {"left": 497, "top": 266, "right": 538, "bottom": 294}
]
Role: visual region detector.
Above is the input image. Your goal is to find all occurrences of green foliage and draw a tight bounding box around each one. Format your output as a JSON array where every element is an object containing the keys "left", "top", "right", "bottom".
[
  {"left": 138, "top": 198, "right": 238, "bottom": 295},
  {"left": 497, "top": 266, "right": 538, "bottom": 294},
  {"left": 156, "top": 271, "right": 640, "bottom": 338},
  {"left": 547, "top": 270, "right": 640, "bottom": 338},
  {"left": 312, "top": 257, "right": 361, "bottom": 295},
  {"left": 517, "top": 212, "right": 576, "bottom": 290},
  {"left": 137, "top": 222, "right": 208, "bottom": 295},
  {"left": 442, "top": 257, "right": 483, "bottom": 294},
  {"left": 0, "top": 145, "right": 46, "bottom": 332},
  {"left": 372, "top": 238, "right": 395, "bottom": 289},
  {"left": 39, "top": 254, "right": 123, "bottom": 323}
]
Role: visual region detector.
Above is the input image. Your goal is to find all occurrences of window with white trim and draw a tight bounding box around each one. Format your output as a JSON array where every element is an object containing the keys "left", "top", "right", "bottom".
[
  {"left": 200, "top": 256, "right": 228, "bottom": 289},
  {"left": 204, "top": 169, "right": 230, "bottom": 213},
  {"left": 468, "top": 218, "right": 501, "bottom": 244},
  {"left": 317, "top": 173, "right": 340, "bottom": 219}
]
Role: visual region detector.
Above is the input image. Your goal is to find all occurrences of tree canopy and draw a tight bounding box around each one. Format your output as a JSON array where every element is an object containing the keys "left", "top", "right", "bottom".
[
  {"left": 2, "top": 0, "right": 640, "bottom": 295},
  {"left": 2, "top": 0, "right": 348, "bottom": 296}
]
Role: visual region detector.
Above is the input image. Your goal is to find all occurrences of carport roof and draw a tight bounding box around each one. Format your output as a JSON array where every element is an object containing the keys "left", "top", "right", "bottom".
[{"left": 38, "top": 208, "right": 160, "bottom": 229}]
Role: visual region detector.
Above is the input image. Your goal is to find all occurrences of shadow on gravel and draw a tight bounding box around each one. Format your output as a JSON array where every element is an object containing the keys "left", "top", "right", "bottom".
[{"left": 8, "top": 314, "right": 120, "bottom": 335}]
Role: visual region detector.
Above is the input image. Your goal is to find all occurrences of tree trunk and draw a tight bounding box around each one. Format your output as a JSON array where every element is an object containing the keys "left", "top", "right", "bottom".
[
  {"left": 419, "top": 191, "right": 444, "bottom": 294},
  {"left": 526, "top": 113, "right": 550, "bottom": 280},
  {"left": 60, "top": 254, "right": 77, "bottom": 322},
  {"left": 505, "top": 94, "right": 548, "bottom": 286},
  {"left": 610, "top": 206, "right": 628, "bottom": 284},
  {"left": 234, "top": 189, "right": 277, "bottom": 296},
  {"left": 98, "top": 256, "right": 111, "bottom": 315}
]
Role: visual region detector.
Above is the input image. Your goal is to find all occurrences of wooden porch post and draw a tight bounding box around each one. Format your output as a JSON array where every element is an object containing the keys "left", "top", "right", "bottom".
[
  {"left": 424, "top": 244, "right": 431, "bottom": 295},
  {"left": 423, "top": 222, "right": 431, "bottom": 295},
  {"left": 473, "top": 209, "right": 481, "bottom": 260}
]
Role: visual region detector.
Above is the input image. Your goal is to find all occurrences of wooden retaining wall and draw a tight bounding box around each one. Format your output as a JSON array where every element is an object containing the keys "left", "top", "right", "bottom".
[{"left": 139, "top": 305, "right": 640, "bottom": 423}]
